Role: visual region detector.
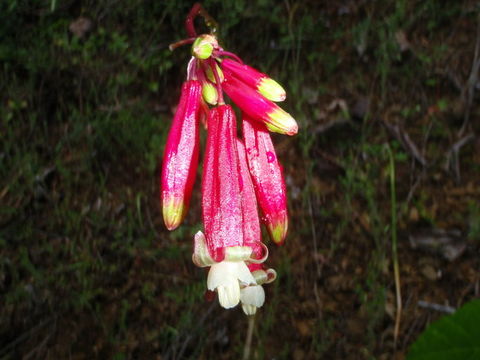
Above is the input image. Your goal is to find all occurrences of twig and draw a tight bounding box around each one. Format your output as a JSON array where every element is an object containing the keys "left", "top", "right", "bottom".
[
  {"left": 242, "top": 315, "right": 255, "bottom": 360},
  {"left": 417, "top": 301, "right": 456, "bottom": 314},
  {"left": 0, "top": 317, "right": 54, "bottom": 357},
  {"left": 23, "top": 331, "right": 53, "bottom": 360},
  {"left": 308, "top": 195, "right": 324, "bottom": 315},
  {"left": 173, "top": 301, "right": 217, "bottom": 359},
  {"left": 382, "top": 121, "right": 427, "bottom": 166},
  {"left": 406, "top": 168, "right": 426, "bottom": 206},
  {"left": 459, "top": 13, "right": 480, "bottom": 137},
  {"left": 444, "top": 133, "right": 475, "bottom": 183}
]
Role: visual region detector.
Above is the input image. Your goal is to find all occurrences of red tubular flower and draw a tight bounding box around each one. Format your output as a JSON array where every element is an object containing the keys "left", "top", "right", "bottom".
[
  {"left": 222, "top": 72, "right": 298, "bottom": 136},
  {"left": 161, "top": 80, "right": 201, "bottom": 230},
  {"left": 220, "top": 58, "right": 286, "bottom": 102},
  {"left": 167, "top": 3, "right": 296, "bottom": 312},
  {"left": 242, "top": 114, "right": 288, "bottom": 245},
  {"left": 236, "top": 138, "right": 263, "bottom": 259},
  {"left": 202, "top": 104, "right": 244, "bottom": 262}
]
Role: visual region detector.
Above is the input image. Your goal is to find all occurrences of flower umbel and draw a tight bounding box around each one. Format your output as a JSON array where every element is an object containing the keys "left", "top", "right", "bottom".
[{"left": 162, "top": 3, "right": 298, "bottom": 313}]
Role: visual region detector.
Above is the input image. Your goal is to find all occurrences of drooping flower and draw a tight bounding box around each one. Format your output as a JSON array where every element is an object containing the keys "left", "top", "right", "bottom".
[
  {"left": 236, "top": 138, "right": 263, "bottom": 259},
  {"left": 220, "top": 58, "right": 286, "bottom": 102},
  {"left": 222, "top": 73, "right": 298, "bottom": 136},
  {"left": 160, "top": 80, "right": 201, "bottom": 230},
  {"left": 201, "top": 104, "right": 244, "bottom": 262},
  {"left": 163, "top": 3, "right": 297, "bottom": 313},
  {"left": 192, "top": 231, "right": 256, "bottom": 309},
  {"left": 242, "top": 114, "right": 288, "bottom": 244}
]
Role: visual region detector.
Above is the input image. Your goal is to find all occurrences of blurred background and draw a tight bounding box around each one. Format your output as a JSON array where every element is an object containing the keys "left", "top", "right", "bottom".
[{"left": 1, "top": 0, "right": 479, "bottom": 359}]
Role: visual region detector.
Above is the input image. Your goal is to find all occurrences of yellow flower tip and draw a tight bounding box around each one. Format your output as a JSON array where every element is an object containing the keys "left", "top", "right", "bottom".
[
  {"left": 258, "top": 78, "right": 286, "bottom": 102},
  {"left": 202, "top": 82, "right": 218, "bottom": 105},
  {"left": 268, "top": 219, "right": 288, "bottom": 245},
  {"left": 162, "top": 198, "right": 185, "bottom": 231},
  {"left": 266, "top": 108, "right": 298, "bottom": 136}
]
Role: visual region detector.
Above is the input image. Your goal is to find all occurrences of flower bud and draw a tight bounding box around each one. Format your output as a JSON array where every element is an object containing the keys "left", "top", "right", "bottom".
[
  {"left": 236, "top": 139, "right": 262, "bottom": 259},
  {"left": 191, "top": 34, "right": 217, "bottom": 59},
  {"left": 221, "top": 58, "right": 286, "bottom": 102},
  {"left": 202, "top": 105, "right": 244, "bottom": 262},
  {"left": 205, "top": 62, "right": 224, "bottom": 84},
  {"left": 242, "top": 115, "right": 288, "bottom": 244},
  {"left": 258, "top": 78, "right": 286, "bottom": 102},
  {"left": 161, "top": 80, "right": 201, "bottom": 230},
  {"left": 223, "top": 74, "right": 297, "bottom": 136},
  {"left": 201, "top": 81, "right": 218, "bottom": 105}
]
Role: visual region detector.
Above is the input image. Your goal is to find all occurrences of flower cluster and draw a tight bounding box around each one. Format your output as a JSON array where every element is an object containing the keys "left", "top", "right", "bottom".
[{"left": 161, "top": 4, "right": 297, "bottom": 315}]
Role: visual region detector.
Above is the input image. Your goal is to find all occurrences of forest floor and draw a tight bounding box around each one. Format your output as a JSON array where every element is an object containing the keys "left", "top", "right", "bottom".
[{"left": 1, "top": 1, "right": 479, "bottom": 359}]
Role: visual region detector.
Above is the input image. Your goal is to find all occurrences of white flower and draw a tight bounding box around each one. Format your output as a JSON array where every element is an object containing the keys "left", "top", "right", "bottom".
[{"left": 207, "top": 261, "right": 255, "bottom": 309}]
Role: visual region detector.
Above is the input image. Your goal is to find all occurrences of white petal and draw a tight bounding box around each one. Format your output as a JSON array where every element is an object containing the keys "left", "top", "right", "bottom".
[
  {"left": 192, "top": 231, "right": 216, "bottom": 267},
  {"left": 207, "top": 261, "right": 255, "bottom": 290},
  {"left": 240, "top": 285, "right": 265, "bottom": 308},
  {"left": 217, "top": 283, "right": 240, "bottom": 309},
  {"left": 207, "top": 262, "right": 235, "bottom": 290},
  {"left": 235, "top": 261, "right": 256, "bottom": 286}
]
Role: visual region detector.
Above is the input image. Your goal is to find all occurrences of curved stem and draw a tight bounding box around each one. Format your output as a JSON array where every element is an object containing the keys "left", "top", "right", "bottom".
[
  {"left": 242, "top": 315, "right": 255, "bottom": 360},
  {"left": 209, "top": 58, "right": 224, "bottom": 105},
  {"left": 214, "top": 50, "right": 244, "bottom": 64},
  {"left": 185, "top": 2, "right": 219, "bottom": 37},
  {"left": 168, "top": 37, "right": 195, "bottom": 51}
]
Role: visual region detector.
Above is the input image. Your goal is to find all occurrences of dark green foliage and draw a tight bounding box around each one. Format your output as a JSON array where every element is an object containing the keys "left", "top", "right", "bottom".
[{"left": 407, "top": 300, "right": 480, "bottom": 360}]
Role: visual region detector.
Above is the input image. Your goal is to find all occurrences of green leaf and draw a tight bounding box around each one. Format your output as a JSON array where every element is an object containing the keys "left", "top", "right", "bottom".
[{"left": 407, "top": 300, "right": 480, "bottom": 360}]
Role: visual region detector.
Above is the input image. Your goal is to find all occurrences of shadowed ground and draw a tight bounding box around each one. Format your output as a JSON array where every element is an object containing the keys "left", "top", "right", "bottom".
[{"left": 1, "top": 1, "right": 479, "bottom": 359}]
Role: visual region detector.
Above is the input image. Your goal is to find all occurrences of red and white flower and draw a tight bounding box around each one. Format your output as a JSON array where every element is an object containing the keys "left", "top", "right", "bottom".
[{"left": 161, "top": 3, "right": 297, "bottom": 312}]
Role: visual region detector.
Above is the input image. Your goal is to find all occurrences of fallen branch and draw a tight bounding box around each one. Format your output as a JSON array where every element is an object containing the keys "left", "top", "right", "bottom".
[
  {"left": 417, "top": 300, "right": 456, "bottom": 314},
  {"left": 382, "top": 121, "right": 427, "bottom": 166},
  {"left": 444, "top": 133, "right": 475, "bottom": 183}
]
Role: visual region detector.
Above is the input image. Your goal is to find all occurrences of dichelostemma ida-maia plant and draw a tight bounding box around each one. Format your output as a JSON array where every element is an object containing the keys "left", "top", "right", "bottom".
[{"left": 161, "top": 3, "right": 297, "bottom": 315}]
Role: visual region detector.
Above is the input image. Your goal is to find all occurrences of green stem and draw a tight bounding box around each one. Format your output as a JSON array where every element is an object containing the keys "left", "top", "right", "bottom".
[{"left": 385, "top": 144, "right": 402, "bottom": 349}]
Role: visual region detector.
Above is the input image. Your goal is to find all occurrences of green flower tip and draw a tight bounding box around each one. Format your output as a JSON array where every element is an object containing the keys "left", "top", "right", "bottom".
[{"left": 192, "top": 34, "right": 217, "bottom": 60}]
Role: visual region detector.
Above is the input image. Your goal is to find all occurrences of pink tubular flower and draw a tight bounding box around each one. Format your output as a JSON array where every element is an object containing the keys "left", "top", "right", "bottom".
[
  {"left": 222, "top": 72, "right": 298, "bottom": 136},
  {"left": 236, "top": 138, "right": 263, "bottom": 259},
  {"left": 220, "top": 58, "right": 286, "bottom": 102},
  {"left": 242, "top": 114, "right": 288, "bottom": 245},
  {"left": 201, "top": 104, "right": 244, "bottom": 262},
  {"left": 160, "top": 80, "right": 201, "bottom": 230},
  {"left": 165, "top": 3, "right": 297, "bottom": 313}
]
